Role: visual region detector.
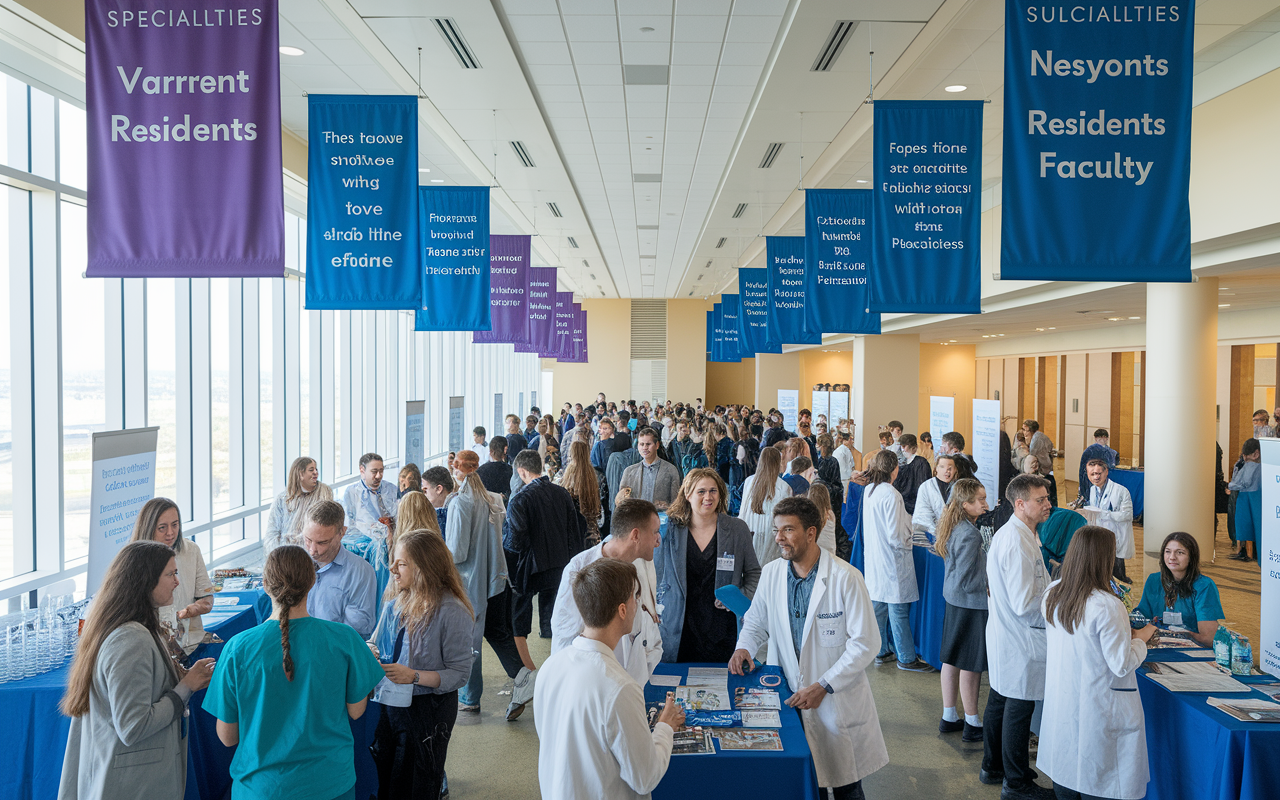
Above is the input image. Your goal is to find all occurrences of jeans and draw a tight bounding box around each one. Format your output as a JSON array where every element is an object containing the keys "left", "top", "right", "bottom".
[
  {"left": 982, "top": 687, "right": 1037, "bottom": 789},
  {"left": 372, "top": 691, "right": 459, "bottom": 800},
  {"left": 459, "top": 588, "right": 528, "bottom": 707},
  {"left": 873, "top": 601, "right": 917, "bottom": 664}
]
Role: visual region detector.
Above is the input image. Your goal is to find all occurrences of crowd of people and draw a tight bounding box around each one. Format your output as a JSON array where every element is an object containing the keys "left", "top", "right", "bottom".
[{"left": 56, "top": 393, "right": 1252, "bottom": 800}]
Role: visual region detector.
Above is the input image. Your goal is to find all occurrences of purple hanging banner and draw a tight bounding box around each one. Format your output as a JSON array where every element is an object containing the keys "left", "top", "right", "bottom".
[
  {"left": 85, "top": 0, "right": 284, "bottom": 277},
  {"left": 516, "top": 266, "right": 556, "bottom": 354},
  {"left": 547, "top": 291, "right": 574, "bottom": 360},
  {"left": 473, "top": 235, "right": 530, "bottom": 344},
  {"left": 567, "top": 303, "right": 587, "bottom": 363}
]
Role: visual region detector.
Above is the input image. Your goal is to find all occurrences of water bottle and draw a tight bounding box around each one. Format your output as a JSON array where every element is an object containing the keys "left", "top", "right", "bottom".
[
  {"left": 1213, "top": 624, "right": 1232, "bottom": 667},
  {"left": 1230, "top": 633, "right": 1253, "bottom": 676},
  {"left": 22, "top": 612, "right": 37, "bottom": 678}
]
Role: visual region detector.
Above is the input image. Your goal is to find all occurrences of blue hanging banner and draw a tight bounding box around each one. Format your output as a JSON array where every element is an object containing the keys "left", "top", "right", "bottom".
[
  {"left": 415, "top": 186, "right": 491, "bottom": 331},
  {"left": 721, "top": 294, "right": 748, "bottom": 360},
  {"left": 871, "top": 100, "right": 983, "bottom": 314},
  {"left": 1001, "top": 2, "right": 1193, "bottom": 282},
  {"left": 738, "top": 268, "right": 782, "bottom": 355},
  {"left": 306, "top": 95, "right": 419, "bottom": 309},
  {"left": 706, "top": 310, "right": 713, "bottom": 356},
  {"left": 766, "top": 237, "right": 822, "bottom": 346},
  {"left": 804, "top": 189, "right": 880, "bottom": 334},
  {"left": 711, "top": 302, "right": 729, "bottom": 363}
]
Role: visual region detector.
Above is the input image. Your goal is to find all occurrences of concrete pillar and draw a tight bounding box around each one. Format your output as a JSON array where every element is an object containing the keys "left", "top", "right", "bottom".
[
  {"left": 1144, "top": 278, "right": 1218, "bottom": 576},
  {"left": 852, "top": 334, "right": 920, "bottom": 454}
]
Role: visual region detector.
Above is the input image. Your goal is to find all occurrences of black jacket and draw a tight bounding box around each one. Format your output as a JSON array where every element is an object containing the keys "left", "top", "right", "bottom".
[
  {"left": 503, "top": 476, "right": 586, "bottom": 592},
  {"left": 477, "top": 460, "right": 514, "bottom": 504},
  {"left": 892, "top": 455, "right": 934, "bottom": 515}
]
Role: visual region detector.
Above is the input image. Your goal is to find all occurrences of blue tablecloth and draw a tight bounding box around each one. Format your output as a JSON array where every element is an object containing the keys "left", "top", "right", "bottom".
[
  {"left": 0, "top": 590, "right": 268, "bottom": 800},
  {"left": 1110, "top": 468, "right": 1144, "bottom": 519},
  {"left": 846, "top": 522, "right": 947, "bottom": 670},
  {"left": 1138, "top": 650, "right": 1280, "bottom": 800},
  {"left": 647, "top": 663, "right": 820, "bottom": 800}
]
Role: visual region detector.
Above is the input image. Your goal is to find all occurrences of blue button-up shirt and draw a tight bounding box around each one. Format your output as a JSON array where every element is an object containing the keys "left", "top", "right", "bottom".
[
  {"left": 639, "top": 458, "right": 661, "bottom": 502},
  {"left": 786, "top": 562, "right": 818, "bottom": 656},
  {"left": 307, "top": 544, "right": 377, "bottom": 638}
]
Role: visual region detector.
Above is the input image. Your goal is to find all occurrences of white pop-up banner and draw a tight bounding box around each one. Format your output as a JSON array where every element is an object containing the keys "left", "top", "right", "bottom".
[
  {"left": 930, "top": 396, "right": 955, "bottom": 438},
  {"left": 1260, "top": 438, "right": 1279, "bottom": 678},
  {"left": 405, "top": 400, "right": 425, "bottom": 468},
  {"left": 87, "top": 427, "right": 160, "bottom": 595},
  {"left": 972, "top": 399, "right": 1001, "bottom": 507},
  {"left": 778, "top": 390, "right": 799, "bottom": 434}
]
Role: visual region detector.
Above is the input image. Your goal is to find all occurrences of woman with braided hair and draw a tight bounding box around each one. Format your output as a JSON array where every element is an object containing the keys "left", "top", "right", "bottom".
[{"left": 204, "top": 545, "right": 384, "bottom": 800}]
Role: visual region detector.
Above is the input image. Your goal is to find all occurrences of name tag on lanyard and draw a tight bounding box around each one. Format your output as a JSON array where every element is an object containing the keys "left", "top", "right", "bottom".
[{"left": 717, "top": 555, "right": 735, "bottom": 572}]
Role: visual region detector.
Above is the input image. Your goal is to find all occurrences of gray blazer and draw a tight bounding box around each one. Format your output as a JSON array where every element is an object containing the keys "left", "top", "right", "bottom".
[
  {"left": 59, "top": 622, "right": 186, "bottom": 800},
  {"left": 941, "top": 519, "right": 988, "bottom": 610},
  {"left": 618, "top": 458, "right": 682, "bottom": 507}
]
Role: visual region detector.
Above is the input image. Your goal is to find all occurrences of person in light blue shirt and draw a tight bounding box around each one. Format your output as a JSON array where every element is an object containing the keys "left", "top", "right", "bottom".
[
  {"left": 302, "top": 500, "right": 377, "bottom": 638},
  {"left": 1134, "top": 531, "right": 1224, "bottom": 647},
  {"left": 1227, "top": 438, "right": 1262, "bottom": 563},
  {"left": 341, "top": 452, "right": 400, "bottom": 537},
  {"left": 205, "top": 545, "right": 384, "bottom": 800}
]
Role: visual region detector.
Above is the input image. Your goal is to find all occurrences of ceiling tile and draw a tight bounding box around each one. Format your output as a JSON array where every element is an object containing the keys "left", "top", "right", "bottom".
[
  {"left": 673, "top": 16, "right": 729, "bottom": 43},
  {"left": 585, "top": 101, "right": 628, "bottom": 116},
  {"left": 672, "top": 42, "right": 722, "bottom": 65},
  {"left": 564, "top": 15, "right": 620, "bottom": 42},
  {"left": 528, "top": 64, "right": 580, "bottom": 84},
  {"left": 508, "top": 14, "right": 569, "bottom": 42},
  {"left": 621, "top": 41, "right": 673, "bottom": 64},
  {"left": 620, "top": 16, "right": 674, "bottom": 41},
  {"left": 571, "top": 41, "right": 622, "bottom": 64},
  {"left": 725, "top": 14, "right": 783, "bottom": 43},
  {"left": 721, "top": 41, "right": 772, "bottom": 65},
  {"left": 520, "top": 40, "right": 574, "bottom": 65},
  {"left": 577, "top": 64, "right": 625, "bottom": 84},
  {"left": 624, "top": 84, "right": 668, "bottom": 103},
  {"left": 671, "top": 65, "right": 717, "bottom": 85}
]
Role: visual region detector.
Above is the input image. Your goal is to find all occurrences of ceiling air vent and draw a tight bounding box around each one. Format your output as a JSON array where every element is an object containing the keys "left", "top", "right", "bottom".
[
  {"left": 510, "top": 141, "right": 535, "bottom": 167},
  {"left": 567, "top": 236, "right": 579, "bottom": 248},
  {"left": 547, "top": 202, "right": 562, "bottom": 218},
  {"left": 811, "top": 21, "right": 857, "bottom": 72},
  {"left": 582, "top": 259, "right": 590, "bottom": 268},
  {"left": 638, "top": 224, "right": 658, "bottom": 231},
  {"left": 716, "top": 237, "right": 727, "bottom": 248},
  {"left": 732, "top": 203, "right": 748, "bottom": 219},
  {"left": 433, "top": 18, "right": 481, "bottom": 69},
  {"left": 633, "top": 173, "right": 662, "bottom": 183},
  {"left": 759, "top": 142, "right": 785, "bottom": 168}
]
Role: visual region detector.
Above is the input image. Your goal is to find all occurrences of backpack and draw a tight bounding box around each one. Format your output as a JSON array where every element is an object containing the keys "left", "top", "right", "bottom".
[{"left": 680, "top": 448, "right": 709, "bottom": 475}]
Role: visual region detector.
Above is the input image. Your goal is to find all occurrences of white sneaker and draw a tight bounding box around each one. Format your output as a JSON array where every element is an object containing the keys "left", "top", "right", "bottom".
[{"left": 505, "top": 667, "right": 536, "bottom": 721}]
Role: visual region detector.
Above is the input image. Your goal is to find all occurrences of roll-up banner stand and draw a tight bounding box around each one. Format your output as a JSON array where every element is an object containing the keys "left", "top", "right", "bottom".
[
  {"left": 1000, "top": 1, "right": 1193, "bottom": 282},
  {"left": 405, "top": 401, "right": 425, "bottom": 469},
  {"left": 306, "top": 95, "right": 420, "bottom": 309},
  {"left": 829, "top": 392, "right": 849, "bottom": 426},
  {"left": 930, "top": 396, "right": 956, "bottom": 438},
  {"left": 87, "top": 427, "right": 160, "bottom": 595},
  {"left": 1260, "top": 438, "right": 1279, "bottom": 678},
  {"left": 474, "top": 235, "right": 531, "bottom": 344},
  {"left": 448, "top": 397, "right": 465, "bottom": 454},
  {"left": 804, "top": 189, "right": 879, "bottom": 335},
  {"left": 765, "top": 237, "right": 821, "bottom": 346},
  {"left": 738, "top": 268, "right": 782, "bottom": 355},
  {"left": 517, "top": 266, "right": 557, "bottom": 354},
  {"left": 972, "top": 399, "right": 1002, "bottom": 508},
  {"left": 871, "top": 100, "right": 983, "bottom": 314},
  {"left": 416, "top": 186, "right": 491, "bottom": 331},
  {"left": 811, "top": 391, "right": 830, "bottom": 423},
  {"left": 778, "top": 390, "right": 800, "bottom": 434},
  {"left": 85, "top": 0, "right": 284, "bottom": 277}
]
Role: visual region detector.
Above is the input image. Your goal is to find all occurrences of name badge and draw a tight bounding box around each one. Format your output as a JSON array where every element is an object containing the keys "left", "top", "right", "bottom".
[
  {"left": 716, "top": 556, "right": 735, "bottom": 572},
  {"left": 1163, "top": 611, "right": 1184, "bottom": 627}
]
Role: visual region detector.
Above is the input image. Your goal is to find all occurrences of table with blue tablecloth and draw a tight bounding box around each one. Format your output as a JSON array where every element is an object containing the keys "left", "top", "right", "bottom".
[
  {"left": 1137, "top": 649, "right": 1280, "bottom": 800},
  {"left": 647, "top": 662, "right": 820, "bottom": 800},
  {"left": 1110, "top": 467, "right": 1144, "bottom": 520},
  {"left": 0, "top": 590, "right": 271, "bottom": 800}
]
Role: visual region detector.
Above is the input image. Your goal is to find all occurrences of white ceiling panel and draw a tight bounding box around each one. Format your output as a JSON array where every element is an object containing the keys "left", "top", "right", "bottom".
[
  {"left": 507, "top": 15, "right": 568, "bottom": 42},
  {"left": 620, "top": 41, "right": 672, "bottom": 64},
  {"left": 673, "top": 17, "right": 730, "bottom": 43},
  {"left": 570, "top": 42, "right": 622, "bottom": 64},
  {"left": 564, "top": 15, "right": 619, "bottom": 41}
]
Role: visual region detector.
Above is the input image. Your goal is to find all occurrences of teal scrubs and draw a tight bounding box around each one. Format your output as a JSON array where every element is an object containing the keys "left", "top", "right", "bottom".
[
  {"left": 203, "top": 617, "right": 385, "bottom": 800},
  {"left": 1135, "top": 573, "right": 1224, "bottom": 632}
]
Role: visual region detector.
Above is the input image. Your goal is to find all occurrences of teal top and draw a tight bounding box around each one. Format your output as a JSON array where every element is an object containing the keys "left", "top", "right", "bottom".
[
  {"left": 1135, "top": 572, "right": 1224, "bottom": 632},
  {"left": 203, "top": 617, "right": 385, "bottom": 800}
]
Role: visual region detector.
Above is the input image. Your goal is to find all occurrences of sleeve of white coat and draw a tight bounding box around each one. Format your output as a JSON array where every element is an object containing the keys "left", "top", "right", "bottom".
[
  {"left": 549, "top": 561, "right": 583, "bottom": 655},
  {"left": 444, "top": 496, "right": 471, "bottom": 565},
  {"left": 641, "top": 610, "right": 664, "bottom": 674},
  {"left": 607, "top": 681, "right": 675, "bottom": 795},
  {"left": 893, "top": 494, "right": 914, "bottom": 552},
  {"left": 1096, "top": 596, "right": 1147, "bottom": 677},
  {"left": 1099, "top": 486, "right": 1133, "bottom": 525},
  {"left": 911, "top": 483, "right": 938, "bottom": 536},
  {"left": 820, "top": 571, "right": 881, "bottom": 693},
  {"left": 735, "top": 571, "right": 771, "bottom": 659},
  {"left": 1001, "top": 541, "right": 1047, "bottom": 623}
]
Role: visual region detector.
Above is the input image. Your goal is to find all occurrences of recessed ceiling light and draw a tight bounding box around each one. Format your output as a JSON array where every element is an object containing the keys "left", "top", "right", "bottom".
[
  {"left": 1219, "top": 303, "right": 1231, "bottom": 307},
  {"left": 430, "top": 179, "right": 444, "bottom": 183},
  {"left": 1035, "top": 328, "right": 1044, "bottom": 331},
  {"left": 279, "top": 46, "right": 306, "bottom": 57},
  {"left": 1128, "top": 316, "right": 1140, "bottom": 320},
  {"left": 949, "top": 340, "right": 956, "bottom": 343},
  {"left": 945, "top": 84, "right": 966, "bottom": 92},
  {"left": 855, "top": 179, "right": 868, "bottom": 184},
  {"left": 418, "top": 168, "right": 431, "bottom": 173},
  {"left": 1107, "top": 317, "right": 1121, "bottom": 321},
  {"left": 640, "top": 26, "right": 655, "bottom": 32},
  {"left": 1219, "top": 287, "right": 1229, "bottom": 291},
  {"left": 1048, "top": 327, "right": 1055, "bottom": 330}
]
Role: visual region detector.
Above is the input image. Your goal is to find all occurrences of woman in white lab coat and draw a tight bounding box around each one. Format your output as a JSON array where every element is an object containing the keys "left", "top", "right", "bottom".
[
  {"left": 860, "top": 450, "right": 931, "bottom": 672},
  {"left": 1041, "top": 525, "right": 1154, "bottom": 800},
  {"left": 912, "top": 454, "right": 963, "bottom": 542}
]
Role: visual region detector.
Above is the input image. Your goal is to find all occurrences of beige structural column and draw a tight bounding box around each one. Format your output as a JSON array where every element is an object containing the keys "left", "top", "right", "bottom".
[
  {"left": 852, "top": 334, "right": 920, "bottom": 454},
  {"left": 1144, "top": 277, "right": 1218, "bottom": 575}
]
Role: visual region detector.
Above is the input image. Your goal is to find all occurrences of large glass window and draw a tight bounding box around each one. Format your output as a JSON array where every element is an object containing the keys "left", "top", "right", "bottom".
[
  {"left": 0, "top": 186, "right": 17, "bottom": 581},
  {"left": 260, "top": 279, "right": 273, "bottom": 503},
  {"left": 60, "top": 200, "right": 100, "bottom": 563},
  {"left": 147, "top": 278, "right": 178, "bottom": 500},
  {"left": 58, "top": 101, "right": 87, "bottom": 190},
  {"left": 210, "top": 280, "right": 230, "bottom": 513}
]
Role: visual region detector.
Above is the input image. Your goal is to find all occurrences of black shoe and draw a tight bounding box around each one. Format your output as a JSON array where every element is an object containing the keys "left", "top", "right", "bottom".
[
  {"left": 1228, "top": 551, "right": 1249, "bottom": 561},
  {"left": 874, "top": 652, "right": 897, "bottom": 665},
  {"left": 1000, "top": 783, "right": 1055, "bottom": 800},
  {"left": 939, "top": 718, "right": 964, "bottom": 733},
  {"left": 897, "top": 659, "right": 937, "bottom": 673},
  {"left": 962, "top": 722, "right": 984, "bottom": 743},
  {"left": 978, "top": 769, "right": 1004, "bottom": 786}
]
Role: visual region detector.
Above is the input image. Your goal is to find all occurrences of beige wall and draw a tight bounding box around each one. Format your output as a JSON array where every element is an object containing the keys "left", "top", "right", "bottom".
[
  {"left": 754, "top": 353, "right": 801, "bottom": 412},
  {"left": 852, "top": 335, "right": 919, "bottom": 454},
  {"left": 707, "top": 359, "right": 756, "bottom": 407},
  {"left": 799, "top": 350, "right": 853, "bottom": 414},
  {"left": 918, "top": 344, "right": 975, "bottom": 445},
  {"left": 666, "top": 299, "right": 708, "bottom": 403},
  {"left": 546, "top": 299, "right": 631, "bottom": 406}
]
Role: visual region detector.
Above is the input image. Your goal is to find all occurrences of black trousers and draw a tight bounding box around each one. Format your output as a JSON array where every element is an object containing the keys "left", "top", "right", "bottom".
[
  {"left": 1113, "top": 557, "right": 1129, "bottom": 582},
  {"left": 1046, "top": 473, "right": 1059, "bottom": 507},
  {"left": 982, "top": 688, "right": 1037, "bottom": 789},
  {"left": 372, "top": 691, "right": 458, "bottom": 800},
  {"left": 1054, "top": 784, "right": 1114, "bottom": 800},
  {"left": 830, "top": 781, "right": 865, "bottom": 800},
  {"left": 511, "top": 573, "right": 561, "bottom": 638},
  {"left": 484, "top": 587, "right": 526, "bottom": 679}
]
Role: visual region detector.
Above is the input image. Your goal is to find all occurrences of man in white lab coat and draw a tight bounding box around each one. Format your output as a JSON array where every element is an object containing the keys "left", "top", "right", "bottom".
[
  {"left": 982, "top": 473, "right": 1056, "bottom": 800},
  {"left": 1082, "top": 460, "right": 1134, "bottom": 581},
  {"left": 731, "top": 496, "right": 888, "bottom": 799},
  {"left": 550, "top": 499, "right": 664, "bottom": 685},
  {"left": 535, "top": 558, "right": 685, "bottom": 800}
]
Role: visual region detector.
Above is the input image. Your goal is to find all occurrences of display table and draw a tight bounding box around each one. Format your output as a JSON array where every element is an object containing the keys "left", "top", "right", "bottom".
[
  {"left": 1110, "top": 468, "right": 1144, "bottom": 519},
  {"left": 848, "top": 534, "right": 947, "bottom": 670},
  {"left": 1138, "top": 650, "right": 1280, "bottom": 800},
  {"left": 0, "top": 590, "right": 268, "bottom": 800},
  {"left": 647, "top": 663, "right": 820, "bottom": 800}
]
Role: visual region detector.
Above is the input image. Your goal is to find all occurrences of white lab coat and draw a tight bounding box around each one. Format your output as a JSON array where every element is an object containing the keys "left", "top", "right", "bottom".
[
  {"left": 737, "top": 475, "right": 792, "bottom": 567},
  {"left": 534, "top": 637, "right": 674, "bottom": 800},
  {"left": 1084, "top": 480, "right": 1135, "bottom": 560},
  {"left": 736, "top": 550, "right": 888, "bottom": 787},
  {"left": 860, "top": 482, "right": 918, "bottom": 604},
  {"left": 910, "top": 478, "right": 947, "bottom": 538},
  {"left": 1040, "top": 586, "right": 1149, "bottom": 799},
  {"left": 818, "top": 518, "right": 836, "bottom": 554},
  {"left": 833, "top": 444, "right": 856, "bottom": 482},
  {"left": 549, "top": 543, "right": 663, "bottom": 685},
  {"left": 469, "top": 441, "right": 490, "bottom": 464},
  {"left": 985, "top": 515, "right": 1050, "bottom": 700}
]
